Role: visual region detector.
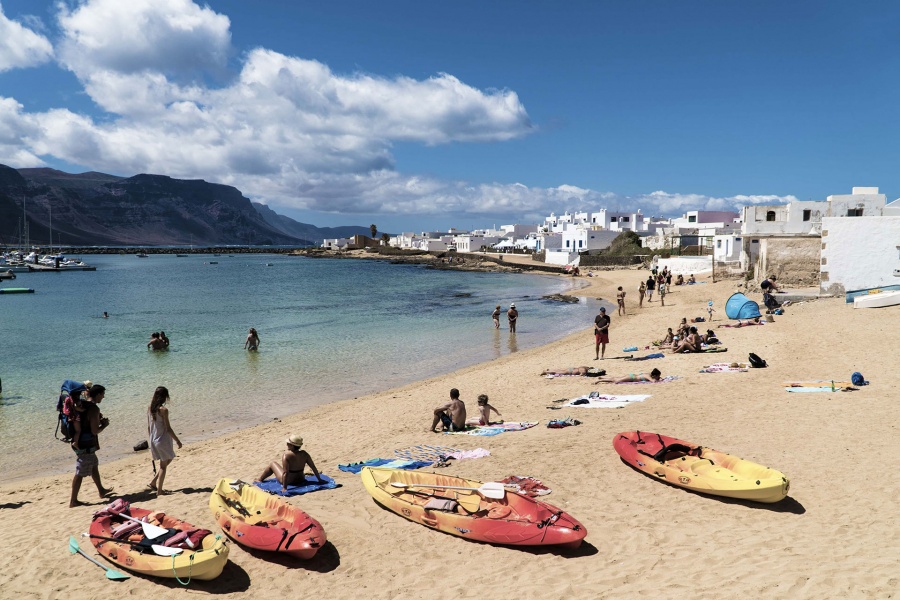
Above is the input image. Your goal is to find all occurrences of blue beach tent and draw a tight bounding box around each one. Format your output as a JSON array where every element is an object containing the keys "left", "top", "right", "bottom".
[{"left": 725, "top": 293, "right": 761, "bottom": 320}]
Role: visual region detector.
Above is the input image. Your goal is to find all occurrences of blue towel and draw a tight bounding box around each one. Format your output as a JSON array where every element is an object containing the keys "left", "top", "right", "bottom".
[
  {"left": 338, "top": 459, "right": 434, "bottom": 474},
  {"left": 253, "top": 474, "right": 340, "bottom": 496},
  {"left": 626, "top": 352, "right": 665, "bottom": 361}
]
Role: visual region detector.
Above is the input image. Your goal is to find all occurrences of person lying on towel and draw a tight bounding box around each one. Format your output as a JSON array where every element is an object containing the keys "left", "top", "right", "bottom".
[
  {"left": 593, "top": 368, "right": 662, "bottom": 384},
  {"left": 541, "top": 366, "right": 606, "bottom": 377}
]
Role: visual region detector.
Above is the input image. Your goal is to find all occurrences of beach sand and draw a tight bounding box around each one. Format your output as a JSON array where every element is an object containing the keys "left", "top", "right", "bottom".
[{"left": 2, "top": 267, "right": 897, "bottom": 599}]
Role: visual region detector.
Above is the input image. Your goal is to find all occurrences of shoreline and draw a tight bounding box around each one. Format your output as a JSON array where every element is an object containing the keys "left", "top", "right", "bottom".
[{"left": 3, "top": 268, "right": 897, "bottom": 598}]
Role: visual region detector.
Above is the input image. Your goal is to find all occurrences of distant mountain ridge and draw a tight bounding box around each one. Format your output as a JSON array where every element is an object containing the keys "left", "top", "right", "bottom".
[{"left": 0, "top": 164, "right": 371, "bottom": 246}]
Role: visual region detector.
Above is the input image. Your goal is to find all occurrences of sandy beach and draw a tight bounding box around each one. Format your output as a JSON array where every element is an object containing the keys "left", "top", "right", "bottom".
[{"left": 2, "top": 266, "right": 897, "bottom": 599}]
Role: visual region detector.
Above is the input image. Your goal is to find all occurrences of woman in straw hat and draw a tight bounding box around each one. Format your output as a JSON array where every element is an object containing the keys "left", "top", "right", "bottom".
[{"left": 257, "top": 434, "right": 324, "bottom": 492}]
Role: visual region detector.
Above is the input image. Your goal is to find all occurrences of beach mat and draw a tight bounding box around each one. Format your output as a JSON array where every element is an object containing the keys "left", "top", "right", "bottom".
[
  {"left": 700, "top": 363, "right": 749, "bottom": 373},
  {"left": 625, "top": 353, "right": 666, "bottom": 361},
  {"left": 701, "top": 346, "right": 728, "bottom": 353},
  {"left": 446, "top": 422, "right": 538, "bottom": 436},
  {"left": 599, "top": 376, "right": 679, "bottom": 385},
  {"left": 784, "top": 386, "right": 859, "bottom": 393},
  {"left": 785, "top": 381, "right": 853, "bottom": 387},
  {"left": 556, "top": 393, "right": 650, "bottom": 409},
  {"left": 254, "top": 474, "right": 340, "bottom": 496}
]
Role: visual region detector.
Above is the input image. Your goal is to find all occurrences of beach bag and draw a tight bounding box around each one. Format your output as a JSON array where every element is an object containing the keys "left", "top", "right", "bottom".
[
  {"left": 851, "top": 372, "right": 867, "bottom": 386},
  {"left": 748, "top": 353, "right": 768, "bottom": 369},
  {"left": 55, "top": 379, "right": 88, "bottom": 441}
]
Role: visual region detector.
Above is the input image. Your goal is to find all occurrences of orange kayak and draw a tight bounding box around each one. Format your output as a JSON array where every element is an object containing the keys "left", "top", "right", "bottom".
[
  {"left": 209, "top": 478, "right": 326, "bottom": 559},
  {"left": 89, "top": 506, "right": 229, "bottom": 581},
  {"left": 361, "top": 467, "right": 586, "bottom": 548}
]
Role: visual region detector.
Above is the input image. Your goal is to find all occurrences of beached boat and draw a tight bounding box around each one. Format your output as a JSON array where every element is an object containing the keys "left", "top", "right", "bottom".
[
  {"left": 853, "top": 290, "right": 900, "bottom": 309},
  {"left": 360, "top": 467, "right": 587, "bottom": 547},
  {"left": 209, "top": 478, "right": 326, "bottom": 559},
  {"left": 613, "top": 431, "right": 790, "bottom": 503},
  {"left": 89, "top": 504, "right": 229, "bottom": 580}
]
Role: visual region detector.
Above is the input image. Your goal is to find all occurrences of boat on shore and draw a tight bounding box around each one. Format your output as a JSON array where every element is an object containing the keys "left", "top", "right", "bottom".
[{"left": 853, "top": 290, "right": 900, "bottom": 309}]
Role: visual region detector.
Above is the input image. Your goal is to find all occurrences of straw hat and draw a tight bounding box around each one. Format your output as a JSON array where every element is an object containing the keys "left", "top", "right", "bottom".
[
  {"left": 83, "top": 380, "right": 93, "bottom": 389},
  {"left": 286, "top": 434, "right": 303, "bottom": 448}
]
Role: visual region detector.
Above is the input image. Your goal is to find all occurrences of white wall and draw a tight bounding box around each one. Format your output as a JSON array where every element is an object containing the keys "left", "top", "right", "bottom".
[
  {"left": 820, "top": 216, "right": 900, "bottom": 294},
  {"left": 656, "top": 256, "right": 712, "bottom": 274},
  {"left": 545, "top": 249, "right": 579, "bottom": 266}
]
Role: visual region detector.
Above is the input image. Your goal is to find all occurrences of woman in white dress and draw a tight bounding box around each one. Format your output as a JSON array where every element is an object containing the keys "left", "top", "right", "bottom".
[{"left": 147, "top": 386, "right": 182, "bottom": 496}]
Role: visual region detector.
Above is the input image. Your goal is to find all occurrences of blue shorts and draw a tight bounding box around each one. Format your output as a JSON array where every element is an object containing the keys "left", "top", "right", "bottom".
[{"left": 440, "top": 414, "right": 465, "bottom": 431}]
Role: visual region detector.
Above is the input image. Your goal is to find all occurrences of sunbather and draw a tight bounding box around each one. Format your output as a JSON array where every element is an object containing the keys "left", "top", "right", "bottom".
[
  {"left": 541, "top": 366, "right": 604, "bottom": 377},
  {"left": 672, "top": 327, "right": 702, "bottom": 353},
  {"left": 257, "top": 434, "right": 324, "bottom": 493},
  {"left": 594, "top": 368, "right": 662, "bottom": 384}
]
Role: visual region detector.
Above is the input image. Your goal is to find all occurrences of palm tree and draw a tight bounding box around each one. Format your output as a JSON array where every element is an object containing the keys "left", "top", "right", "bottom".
[
  {"left": 381, "top": 233, "right": 390, "bottom": 245},
  {"left": 370, "top": 224, "right": 378, "bottom": 238}
]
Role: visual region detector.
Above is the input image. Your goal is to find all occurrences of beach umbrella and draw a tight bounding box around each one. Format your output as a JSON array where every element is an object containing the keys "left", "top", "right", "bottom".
[{"left": 725, "top": 293, "right": 761, "bottom": 320}]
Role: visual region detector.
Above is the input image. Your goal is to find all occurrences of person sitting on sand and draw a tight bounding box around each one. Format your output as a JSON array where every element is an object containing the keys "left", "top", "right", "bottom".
[
  {"left": 541, "top": 366, "right": 605, "bottom": 377},
  {"left": 430, "top": 388, "right": 467, "bottom": 432},
  {"left": 672, "top": 327, "right": 702, "bottom": 353},
  {"left": 677, "top": 318, "right": 689, "bottom": 339},
  {"left": 476, "top": 394, "right": 503, "bottom": 426},
  {"left": 257, "top": 434, "right": 324, "bottom": 493},
  {"left": 594, "top": 368, "right": 663, "bottom": 384},
  {"left": 675, "top": 274, "right": 684, "bottom": 286},
  {"left": 701, "top": 329, "right": 720, "bottom": 345},
  {"left": 688, "top": 274, "right": 696, "bottom": 284},
  {"left": 147, "top": 332, "right": 166, "bottom": 350},
  {"left": 661, "top": 327, "right": 675, "bottom": 345}
]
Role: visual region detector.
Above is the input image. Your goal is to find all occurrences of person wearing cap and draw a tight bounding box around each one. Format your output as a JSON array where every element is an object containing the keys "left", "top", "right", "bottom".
[
  {"left": 257, "top": 434, "right": 324, "bottom": 492},
  {"left": 594, "top": 306, "right": 611, "bottom": 360},
  {"left": 507, "top": 303, "right": 518, "bottom": 333}
]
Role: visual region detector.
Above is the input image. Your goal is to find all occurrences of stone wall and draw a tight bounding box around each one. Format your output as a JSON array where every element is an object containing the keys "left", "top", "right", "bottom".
[{"left": 757, "top": 237, "right": 820, "bottom": 286}]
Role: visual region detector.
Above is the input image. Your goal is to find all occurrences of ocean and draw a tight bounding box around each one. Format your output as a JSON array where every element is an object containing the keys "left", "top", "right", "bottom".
[{"left": 0, "top": 253, "right": 601, "bottom": 480}]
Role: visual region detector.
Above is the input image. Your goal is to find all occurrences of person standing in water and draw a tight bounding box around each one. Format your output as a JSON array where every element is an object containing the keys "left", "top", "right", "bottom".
[
  {"left": 491, "top": 305, "right": 501, "bottom": 329},
  {"left": 507, "top": 303, "right": 518, "bottom": 333},
  {"left": 147, "top": 386, "right": 182, "bottom": 496},
  {"left": 245, "top": 327, "right": 260, "bottom": 351}
]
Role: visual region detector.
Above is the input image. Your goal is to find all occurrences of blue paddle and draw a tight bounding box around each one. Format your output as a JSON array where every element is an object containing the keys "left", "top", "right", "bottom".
[{"left": 68, "top": 536, "right": 130, "bottom": 580}]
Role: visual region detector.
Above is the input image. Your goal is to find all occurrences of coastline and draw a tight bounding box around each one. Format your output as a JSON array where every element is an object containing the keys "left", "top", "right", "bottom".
[{"left": 2, "top": 268, "right": 897, "bottom": 598}]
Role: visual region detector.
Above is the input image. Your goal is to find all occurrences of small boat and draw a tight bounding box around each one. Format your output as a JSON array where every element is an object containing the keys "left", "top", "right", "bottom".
[
  {"left": 853, "top": 290, "right": 900, "bottom": 309},
  {"left": 360, "top": 467, "right": 587, "bottom": 547},
  {"left": 89, "top": 503, "right": 229, "bottom": 581},
  {"left": 0, "top": 287, "right": 34, "bottom": 294},
  {"left": 613, "top": 431, "right": 789, "bottom": 503},
  {"left": 0, "top": 270, "right": 15, "bottom": 280},
  {"left": 176, "top": 254, "right": 189, "bottom": 257},
  {"left": 207, "top": 261, "right": 218, "bottom": 265},
  {"left": 209, "top": 478, "right": 326, "bottom": 559},
  {"left": 136, "top": 252, "right": 148, "bottom": 258}
]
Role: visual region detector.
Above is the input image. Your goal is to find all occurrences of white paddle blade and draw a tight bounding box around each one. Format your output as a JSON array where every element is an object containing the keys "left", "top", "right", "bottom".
[
  {"left": 120, "top": 514, "right": 170, "bottom": 539},
  {"left": 477, "top": 482, "right": 507, "bottom": 499},
  {"left": 152, "top": 545, "right": 183, "bottom": 556}
]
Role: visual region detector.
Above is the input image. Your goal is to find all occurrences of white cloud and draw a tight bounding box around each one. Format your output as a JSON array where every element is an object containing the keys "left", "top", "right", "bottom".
[
  {"left": 0, "top": 3, "right": 54, "bottom": 72},
  {"left": 57, "top": 0, "right": 231, "bottom": 76}
]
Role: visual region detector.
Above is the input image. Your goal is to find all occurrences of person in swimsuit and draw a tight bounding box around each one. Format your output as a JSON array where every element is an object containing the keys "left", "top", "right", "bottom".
[
  {"left": 507, "top": 303, "right": 518, "bottom": 333},
  {"left": 431, "top": 388, "right": 467, "bottom": 432},
  {"left": 491, "top": 305, "right": 501, "bottom": 329},
  {"left": 638, "top": 281, "right": 646, "bottom": 308},
  {"left": 147, "top": 386, "right": 182, "bottom": 496},
  {"left": 616, "top": 286, "right": 626, "bottom": 316},
  {"left": 594, "top": 368, "right": 662, "bottom": 384},
  {"left": 541, "top": 366, "right": 606, "bottom": 377},
  {"left": 257, "top": 434, "right": 324, "bottom": 492},
  {"left": 147, "top": 332, "right": 166, "bottom": 350},
  {"left": 245, "top": 327, "right": 260, "bottom": 351},
  {"left": 475, "top": 394, "right": 503, "bottom": 426}
]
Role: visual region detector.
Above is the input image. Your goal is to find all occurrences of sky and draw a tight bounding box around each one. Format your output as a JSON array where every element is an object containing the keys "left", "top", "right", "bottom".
[{"left": 1, "top": 1, "right": 898, "bottom": 233}]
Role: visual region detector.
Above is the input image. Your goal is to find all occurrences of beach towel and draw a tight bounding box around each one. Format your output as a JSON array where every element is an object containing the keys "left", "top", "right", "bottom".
[
  {"left": 625, "top": 353, "right": 665, "bottom": 361},
  {"left": 784, "top": 386, "right": 858, "bottom": 393},
  {"left": 446, "top": 448, "right": 491, "bottom": 460},
  {"left": 558, "top": 393, "right": 650, "bottom": 409},
  {"left": 254, "top": 474, "right": 340, "bottom": 496},
  {"left": 700, "top": 346, "right": 728, "bottom": 353},
  {"left": 700, "top": 363, "right": 749, "bottom": 373},
  {"left": 547, "top": 418, "right": 581, "bottom": 428},
  {"left": 445, "top": 422, "right": 538, "bottom": 436},
  {"left": 719, "top": 322, "right": 765, "bottom": 328},
  {"left": 606, "top": 376, "right": 679, "bottom": 385},
  {"left": 784, "top": 381, "right": 852, "bottom": 388},
  {"left": 338, "top": 458, "right": 435, "bottom": 474},
  {"left": 393, "top": 445, "right": 462, "bottom": 464},
  {"left": 500, "top": 475, "right": 552, "bottom": 497}
]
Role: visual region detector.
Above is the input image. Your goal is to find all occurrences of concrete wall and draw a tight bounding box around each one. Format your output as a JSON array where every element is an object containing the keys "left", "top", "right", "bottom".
[
  {"left": 819, "top": 216, "right": 900, "bottom": 294},
  {"left": 757, "top": 237, "right": 821, "bottom": 286}
]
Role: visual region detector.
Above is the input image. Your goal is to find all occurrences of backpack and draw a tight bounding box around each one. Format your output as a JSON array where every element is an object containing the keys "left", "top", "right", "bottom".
[
  {"left": 748, "top": 353, "right": 768, "bottom": 369},
  {"left": 55, "top": 379, "right": 88, "bottom": 442}
]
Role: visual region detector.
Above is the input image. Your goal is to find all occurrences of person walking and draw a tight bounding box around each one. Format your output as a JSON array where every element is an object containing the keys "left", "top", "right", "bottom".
[
  {"left": 507, "top": 303, "right": 518, "bottom": 333},
  {"left": 646, "top": 275, "right": 656, "bottom": 302},
  {"left": 70, "top": 384, "right": 113, "bottom": 507},
  {"left": 594, "top": 307, "right": 611, "bottom": 360},
  {"left": 147, "top": 386, "right": 182, "bottom": 496},
  {"left": 638, "top": 281, "right": 646, "bottom": 308},
  {"left": 659, "top": 279, "right": 667, "bottom": 306}
]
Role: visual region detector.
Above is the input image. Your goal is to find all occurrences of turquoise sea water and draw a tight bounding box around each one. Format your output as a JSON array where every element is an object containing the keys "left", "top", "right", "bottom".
[{"left": 0, "top": 254, "right": 600, "bottom": 481}]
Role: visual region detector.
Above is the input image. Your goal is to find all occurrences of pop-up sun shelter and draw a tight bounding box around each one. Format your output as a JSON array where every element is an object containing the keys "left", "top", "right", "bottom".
[{"left": 725, "top": 293, "right": 761, "bottom": 321}]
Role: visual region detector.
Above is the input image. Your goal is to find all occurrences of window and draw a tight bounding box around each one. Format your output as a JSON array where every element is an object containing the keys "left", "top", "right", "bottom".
[
  {"left": 610, "top": 216, "right": 617, "bottom": 222},
  {"left": 578, "top": 240, "right": 583, "bottom": 248},
  {"left": 565, "top": 240, "right": 570, "bottom": 248},
  {"left": 716, "top": 240, "right": 722, "bottom": 249},
  {"left": 688, "top": 215, "right": 697, "bottom": 223},
  {"left": 766, "top": 211, "right": 776, "bottom": 221},
  {"left": 621, "top": 216, "right": 630, "bottom": 222},
  {"left": 735, "top": 237, "right": 741, "bottom": 242},
  {"left": 803, "top": 209, "right": 811, "bottom": 221},
  {"left": 847, "top": 208, "right": 863, "bottom": 217},
  {"left": 751, "top": 239, "right": 759, "bottom": 244}
]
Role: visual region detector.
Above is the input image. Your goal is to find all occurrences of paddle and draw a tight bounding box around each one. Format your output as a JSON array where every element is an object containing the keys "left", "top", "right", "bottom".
[
  {"left": 82, "top": 533, "right": 183, "bottom": 556},
  {"left": 117, "top": 513, "right": 171, "bottom": 539},
  {"left": 68, "top": 536, "right": 130, "bottom": 580},
  {"left": 390, "top": 481, "right": 506, "bottom": 499}
]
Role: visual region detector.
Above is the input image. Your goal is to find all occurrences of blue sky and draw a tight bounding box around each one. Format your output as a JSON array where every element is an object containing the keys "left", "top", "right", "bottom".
[{"left": 0, "top": 1, "right": 898, "bottom": 232}]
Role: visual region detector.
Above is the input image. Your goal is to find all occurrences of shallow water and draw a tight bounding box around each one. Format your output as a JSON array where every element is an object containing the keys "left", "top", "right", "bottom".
[{"left": 0, "top": 254, "right": 602, "bottom": 480}]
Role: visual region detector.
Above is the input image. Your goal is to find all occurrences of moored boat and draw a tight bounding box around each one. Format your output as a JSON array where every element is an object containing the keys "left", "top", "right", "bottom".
[
  {"left": 613, "top": 431, "right": 790, "bottom": 503},
  {"left": 209, "top": 478, "right": 326, "bottom": 559},
  {"left": 0, "top": 287, "right": 35, "bottom": 294},
  {"left": 360, "top": 467, "right": 587, "bottom": 547}
]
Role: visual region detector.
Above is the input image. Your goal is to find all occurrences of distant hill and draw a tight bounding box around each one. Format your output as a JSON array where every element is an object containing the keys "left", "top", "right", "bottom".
[{"left": 0, "top": 164, "right": 371, "bottom": 247}]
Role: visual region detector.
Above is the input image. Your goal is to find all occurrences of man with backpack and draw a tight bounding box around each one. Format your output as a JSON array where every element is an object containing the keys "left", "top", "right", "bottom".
[{"left": 70, "top": 384, "right": 113, "bottom": 507}]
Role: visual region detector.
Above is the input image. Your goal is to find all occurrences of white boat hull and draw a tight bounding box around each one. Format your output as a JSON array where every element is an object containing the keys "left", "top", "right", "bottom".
[{"left": 853, "top": 290, "right": 900, "bottom": 309}]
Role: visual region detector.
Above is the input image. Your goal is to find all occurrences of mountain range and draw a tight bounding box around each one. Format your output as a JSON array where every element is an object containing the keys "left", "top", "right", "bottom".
[{"left": 0, "top": 164, "right": 372, "bottom": 247}]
